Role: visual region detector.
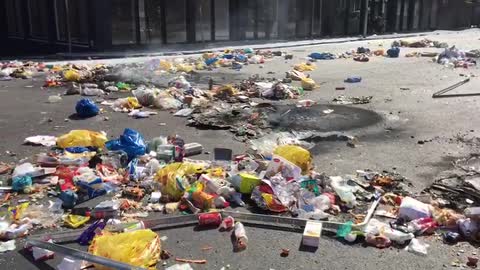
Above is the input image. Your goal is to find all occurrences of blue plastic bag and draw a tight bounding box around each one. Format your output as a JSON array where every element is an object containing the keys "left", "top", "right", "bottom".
[
  {"left": 65, "top": 147, "right": 91, "bottom": 153},
  {"left": 105, "top": 128, "right": 146, "bottom": 160},
  {"left": 309, "top": 52, "right": 335, "bottom": 60},
  {"left": 75, "top": 98, "right": 99, "bottom": 118},
  {"left": 12, "top": 175, "right": 32, "bottom": 192},
  {"left": 205, "top": 57, "right": 218, "bottom": 66},
  {"left": 59, "top": 189, "right": 78, "bottom": 208},
  {"left": 234, "top": 54, "right": 247, "bottom": 62},
  {"left": 387, "top": 47, "right": 400, "bottom": 58}
]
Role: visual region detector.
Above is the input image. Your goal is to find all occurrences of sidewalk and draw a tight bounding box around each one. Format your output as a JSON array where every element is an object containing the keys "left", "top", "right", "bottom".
[{"left": 12, "top": 29, "right": 477, "bottom": 65}]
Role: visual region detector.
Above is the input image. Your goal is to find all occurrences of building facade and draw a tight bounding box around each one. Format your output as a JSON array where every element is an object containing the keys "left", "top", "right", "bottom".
[{"left": 1, "top": 0, "right": 479, "bottom": 56}]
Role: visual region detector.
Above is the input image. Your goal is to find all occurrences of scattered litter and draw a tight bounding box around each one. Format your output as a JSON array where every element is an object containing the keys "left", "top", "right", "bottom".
[
  {"left": 175, "top": 258, "right": 207, "bottom": 264},
  {"left": 344, "top": 76, "right": 362, "bottom": 83},
  {"left": 24, "top": 136, "right": 57, "bottom": 147},
  {"left": 332, "top": 95, "right": 373, "bottom": 105}
]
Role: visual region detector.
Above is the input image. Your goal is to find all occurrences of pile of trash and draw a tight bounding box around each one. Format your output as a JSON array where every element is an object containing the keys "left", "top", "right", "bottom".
[
  {"left": 436, "top": 46, "right": 477, "bottom": 68},
  {"left": 391, "top": 39, "right": 449, "bottom": 49},
  {"left": 0, "top": 61, "right": 49, "bottom": 80}
]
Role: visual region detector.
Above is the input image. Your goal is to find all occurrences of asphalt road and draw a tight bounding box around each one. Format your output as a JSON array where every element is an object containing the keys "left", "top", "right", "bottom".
[{"left": 1, "top": 29, "right": 480, "bottom": 269}]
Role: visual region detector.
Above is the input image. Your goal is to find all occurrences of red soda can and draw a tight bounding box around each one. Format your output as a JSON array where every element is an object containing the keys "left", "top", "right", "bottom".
[{"left": 198, "top": 212, "right": 222, "bottom": 226}]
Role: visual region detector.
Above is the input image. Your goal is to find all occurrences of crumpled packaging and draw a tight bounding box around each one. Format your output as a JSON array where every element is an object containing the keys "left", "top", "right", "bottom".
[
  {"left": 154, "top": 162, "right": 205, "bottom": 201},
  {"left": 88, "top": 229, "right": 161, "bottom": 270}
]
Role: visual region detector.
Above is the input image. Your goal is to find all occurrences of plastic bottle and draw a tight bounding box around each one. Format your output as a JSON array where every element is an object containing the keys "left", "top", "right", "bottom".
[
  {"left": 234, "top": 222, "right": 248, "bottom": 251},
  {"left": 4, "top": 223, "right": 31, "bottom": 239}
]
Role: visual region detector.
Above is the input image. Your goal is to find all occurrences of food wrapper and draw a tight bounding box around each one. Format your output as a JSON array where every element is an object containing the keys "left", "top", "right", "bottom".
[
  {"left": 155, "top": 162, "right": 205, "bottom": 201},
  {"left": 273, "top": 145, "right": 312, "bottom": 174},
  {"left": 57, "top": 130, "right": 107, "bottom": 149},
  {"left": 64, "top": 214, "right": 90, "bottom": 229},
  {"left": 261, "top": 193, "right": 288, "bottom": 212},
  {"left": 88, "top": 229, "right": 161, "bottom": 270},
  {"left": 8, "top": 202, "right": 29, "bottom": 221}
]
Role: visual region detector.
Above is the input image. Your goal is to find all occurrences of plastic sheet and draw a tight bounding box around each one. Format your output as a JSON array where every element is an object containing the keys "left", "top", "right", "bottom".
[
  {"left": 57, "top": 130, "right": 107, "bottom": 149},
  {"left": 88, "top": 229, "right": 161, "bottom": 270}
]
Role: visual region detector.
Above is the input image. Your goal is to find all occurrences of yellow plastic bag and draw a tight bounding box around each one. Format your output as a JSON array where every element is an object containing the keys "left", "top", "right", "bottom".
[
  {"left": 214, "top": 84, "right": 237, "bottom": 98},
  {"left": 154, "top": 162, "right": 205, "bottom": 201},
  {"left": 126, "top": 97, "right": 141, "bottom": 109},
  {"left": 159, "top": 60, "right": 172, "bottom": 71},
  {"left": 88, "top": 229, "right": 161, "bottom": 270},
  {"left": 175, "top": 64, "right": 193, "bottom": 73},
  {"left": 273, "top": 145, "right": 312, "bottom": 174},
  {"left": 57, "top": 130, "right": 107, "bottom": 148},
  {"left": 64, "top": 69, "right": 81, "bottom": 82},
  {"left": 294, "top": 62, "right": 316, "bottom": 72},
  {"left": 301, "top": 77, "right": 316, "bottom": 90}
]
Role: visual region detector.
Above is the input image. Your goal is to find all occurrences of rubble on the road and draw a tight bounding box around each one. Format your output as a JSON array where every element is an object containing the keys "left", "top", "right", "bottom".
[{"left": 1, "top": 40, "right": 480, "bottom": 269}]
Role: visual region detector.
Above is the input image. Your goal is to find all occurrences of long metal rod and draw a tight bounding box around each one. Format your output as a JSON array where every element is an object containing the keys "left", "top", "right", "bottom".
[
  {"left": 27, "top": 240, "right": 146, "bottom": 270},
  {"left": 432, "top": 78, "right": 471, "bottom": 98},
  {"left": 31, "top": 197, "right": 380, "bottom": 244}
]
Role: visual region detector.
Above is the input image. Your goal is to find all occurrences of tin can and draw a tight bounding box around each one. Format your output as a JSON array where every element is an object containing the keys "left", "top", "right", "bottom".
[{"left": 198, "top": 212, "right": 222, "bottom": 226}]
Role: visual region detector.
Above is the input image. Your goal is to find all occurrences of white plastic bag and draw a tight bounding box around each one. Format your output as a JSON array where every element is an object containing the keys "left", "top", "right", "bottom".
[
  {"left": 12, "top": 163, "right": 35, "bottom": 178},
  {"left": 406, "top": 238, "right": 429, "bottom": 256},
  {"left": 399, "top": 197, "right": 432, "bottom": 221}
]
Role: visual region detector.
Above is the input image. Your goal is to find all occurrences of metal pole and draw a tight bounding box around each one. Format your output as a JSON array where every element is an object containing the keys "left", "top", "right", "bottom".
[
  {"left": 362, "top": 0, "right": 369, "bottom": 37},
  {"left": 27, "top": 240, "right": 146, "bottom": 270},
  {"left": 65, "top": 0, "right": 72, "bottom": 54}
]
